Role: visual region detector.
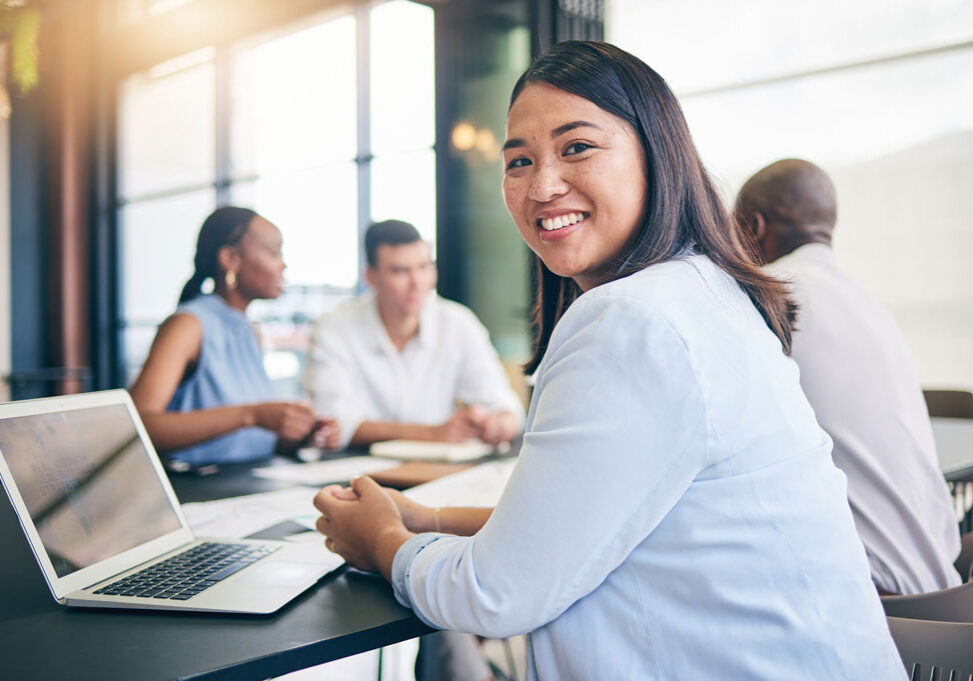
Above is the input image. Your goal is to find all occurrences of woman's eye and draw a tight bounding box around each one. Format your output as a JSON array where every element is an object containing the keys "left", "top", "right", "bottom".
[
  {"left": 505, "top": 157, "right": 531, "bottom": 170},
  {"left": 564, "top": 142, "right": 593, "bottom": 155}
]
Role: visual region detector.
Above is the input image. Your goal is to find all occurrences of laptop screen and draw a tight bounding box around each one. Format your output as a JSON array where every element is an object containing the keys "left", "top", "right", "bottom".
[{"left": 0, "top": 404, "right": 182, "bottom": 577}]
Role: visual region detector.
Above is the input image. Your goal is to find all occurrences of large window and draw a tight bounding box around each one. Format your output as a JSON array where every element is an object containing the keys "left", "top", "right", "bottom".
[
  {"left": 117, "top": 1, "right": 436, "bottom": 392},
  {"left": 118, "top": 48, "right": 218, "bottom": 385},
  {"left": 609, "top": 0, "right": 973, "bottom": 390}
]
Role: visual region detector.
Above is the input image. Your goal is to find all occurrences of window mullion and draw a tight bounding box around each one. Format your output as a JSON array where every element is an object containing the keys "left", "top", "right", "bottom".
[
  {"left": 355, "top": 3, "right": 371, "bottom": 294},
  {"left": 214, "top": 45, "right": 232, "bottom": 205}
]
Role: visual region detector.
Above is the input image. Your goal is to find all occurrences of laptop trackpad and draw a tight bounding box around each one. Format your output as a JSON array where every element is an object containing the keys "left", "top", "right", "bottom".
[{"left": 234, "top": 560, "right": 322, "bottom": 586}]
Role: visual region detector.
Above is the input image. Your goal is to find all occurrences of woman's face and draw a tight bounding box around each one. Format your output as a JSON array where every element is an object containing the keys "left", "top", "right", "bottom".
[
  {"left": 502, "top": 83, "right": 648, "bottom": 291},
  {"left": 234, "top": 217, "right": 286, "bottom": 300}
]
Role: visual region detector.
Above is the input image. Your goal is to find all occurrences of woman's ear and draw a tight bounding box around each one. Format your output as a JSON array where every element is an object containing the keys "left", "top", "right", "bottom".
[{"left": 217, "top": 245, "right": 241, "bottom": 275}]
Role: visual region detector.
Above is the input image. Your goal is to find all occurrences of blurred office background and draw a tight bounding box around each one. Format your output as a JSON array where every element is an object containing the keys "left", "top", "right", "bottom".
[
  {"left": 0, "top": 0, "right": 970, "bottom": 402},
  {"left": 611, "top": 0, "right": 973, "bottom": 395}
]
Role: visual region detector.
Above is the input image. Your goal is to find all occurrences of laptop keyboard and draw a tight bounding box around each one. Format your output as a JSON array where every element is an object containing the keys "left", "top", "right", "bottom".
[{"left": 92, "top": 542, "right": 279, "bottom": 600}]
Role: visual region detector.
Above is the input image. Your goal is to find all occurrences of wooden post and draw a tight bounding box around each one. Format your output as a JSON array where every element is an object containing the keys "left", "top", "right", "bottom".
[{"left": 43, "top": 3, "right": 96, "bottom": 395}]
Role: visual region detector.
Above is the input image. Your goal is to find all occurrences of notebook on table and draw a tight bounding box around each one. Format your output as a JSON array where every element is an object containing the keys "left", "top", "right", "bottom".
[
  {"left": 0, "top": 390, "right": 339, "bottom": 614},
  {"left": 370, "top": 461, "right": 475, "bottom": 489},
  {"left": 369, "top": 438, "right": 498, "bottom": 462}
]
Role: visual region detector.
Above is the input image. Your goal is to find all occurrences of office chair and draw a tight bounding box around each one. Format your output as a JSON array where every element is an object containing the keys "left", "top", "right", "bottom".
[
  {"left": 883, "top": 581, "right": 973, "bottom": 622},
  {"left": 886, "top": 616, "right": 973, "bottom": 681},
  {"left": 923, "top": 390, "right": 973, "bottom": 419},
  {"left": 954, "top": 533, "right": 973, "bottom": 583},
  {"left": 952, "top": 484, "right": 973, "bottom": 536},
  {"left": 930, "top": 392, "right": 973, "bottom": 534}
]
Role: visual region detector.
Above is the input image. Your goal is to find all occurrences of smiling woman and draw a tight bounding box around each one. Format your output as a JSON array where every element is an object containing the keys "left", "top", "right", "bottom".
[
  {"left": 501, "top": 83, "right": 648, "bottom": 291},
  {"left": 312, "top": 41, "right": 907, "bottom": 680},
  {"left": 504, "top": 43, "right": 797, "bottom": 374}
]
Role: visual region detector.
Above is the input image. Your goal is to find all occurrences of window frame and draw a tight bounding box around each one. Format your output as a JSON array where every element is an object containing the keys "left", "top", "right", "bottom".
[{"left": 105, "top": 0, "right": 437, "bottom": 388}]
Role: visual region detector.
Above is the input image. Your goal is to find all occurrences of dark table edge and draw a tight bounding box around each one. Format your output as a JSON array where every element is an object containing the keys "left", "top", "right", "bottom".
[{"left": 180, "top": 618, "right": 437, "bottom": 681}]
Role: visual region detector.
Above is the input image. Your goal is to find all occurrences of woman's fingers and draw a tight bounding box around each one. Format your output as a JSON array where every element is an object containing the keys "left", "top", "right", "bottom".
[
  {"left": 311, "top": 476, "right": 406, "bottom": 573},
  {"left": 313, "top": 484, "right": 345, "bottom": 513},
  {"left": 276, "top": 402, "right": 317, "bottom": 440},
  {"left": 349, "top": 475, "right": 385, "bottom": 499},
  {"left": 330, "top": 486, "right": 359, "bottom": 501}
]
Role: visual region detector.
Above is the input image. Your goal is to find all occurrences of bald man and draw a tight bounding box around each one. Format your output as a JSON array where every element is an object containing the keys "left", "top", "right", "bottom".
[{"left": 736, "top": 158, "right": 960, "bottom": 595}]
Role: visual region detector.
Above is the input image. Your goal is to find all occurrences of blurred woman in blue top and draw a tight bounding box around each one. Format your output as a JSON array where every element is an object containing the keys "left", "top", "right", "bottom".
[
  {"left": 311, "top": 42, "right": 905, "bottom": 680},
  {"left": 130, "top": 207, "right": 339, "bottom": 466}
]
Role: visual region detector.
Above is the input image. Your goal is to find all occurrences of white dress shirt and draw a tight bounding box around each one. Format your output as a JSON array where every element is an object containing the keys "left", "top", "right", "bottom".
[
  {"left": 304, "top": 293, "right": 524, "bottom": 448},
  {"left": 768, "top": 243, "right": 961, "bottom": 594},
  {"left": 392, "top": 256, "right": 905, "bottom": 681}
]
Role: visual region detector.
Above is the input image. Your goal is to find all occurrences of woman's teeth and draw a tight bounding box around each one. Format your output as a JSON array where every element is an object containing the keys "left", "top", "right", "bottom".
[{"left": 540, "top": 212, "right": 585, "bottom": 231}]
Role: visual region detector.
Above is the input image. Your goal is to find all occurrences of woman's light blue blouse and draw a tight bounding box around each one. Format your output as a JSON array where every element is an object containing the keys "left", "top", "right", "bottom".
[
  {"left": 165, "top": 295, "right": 277, "bottom": 466},
  {"left": 391, "top": 256, "right": 905, "bottom": 681}
]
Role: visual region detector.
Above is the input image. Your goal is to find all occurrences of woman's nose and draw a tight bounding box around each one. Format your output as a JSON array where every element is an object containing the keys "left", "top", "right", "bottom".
[{"left": 527, "top": 161, "right": 569, "bottom": 203}]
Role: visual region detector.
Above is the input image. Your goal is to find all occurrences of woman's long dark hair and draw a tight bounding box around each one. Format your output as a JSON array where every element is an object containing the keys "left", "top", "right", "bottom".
[
  {"left": 514, "top": 41, "right": 796, "bottom": 374},
  {"left": 178, "top": 206, "right": 258, "bottom": 304}
]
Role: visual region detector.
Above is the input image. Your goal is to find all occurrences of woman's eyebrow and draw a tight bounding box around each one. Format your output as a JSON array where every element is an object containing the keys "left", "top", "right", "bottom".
[
  {"left": 551, "top": 120, "right": 601, "bottom": 138},
  {"left": 502, "top": 120, "right": 604, "bottom": 152}
]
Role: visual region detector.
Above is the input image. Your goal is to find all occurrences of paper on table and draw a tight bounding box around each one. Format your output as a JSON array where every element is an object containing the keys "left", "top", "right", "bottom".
[
  {"left": 403, "top": 458, "right": 518, "bottom": 508},
  {"left": 251, "top": 456, "right": 402, "bottom": 486},
  {"left": 285, "top": 530, "right": 331, "bottom": 546},
  {"left": 369, "top": 439, "right": 496, "bottom": 462},
  {"left": 181, "top": 486, "right": 322, "bottom": 539}
]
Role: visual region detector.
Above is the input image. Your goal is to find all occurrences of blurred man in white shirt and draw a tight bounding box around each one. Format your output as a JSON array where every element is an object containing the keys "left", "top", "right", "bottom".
[
  {"left": 305, "top": 219, "right": 518, "bottom": 681},
  {"left": 304, "top": 219, "right": 523, "bottom": 450},
  {"left": 736, "top": 158, "right": 961, "bottom": 595}
]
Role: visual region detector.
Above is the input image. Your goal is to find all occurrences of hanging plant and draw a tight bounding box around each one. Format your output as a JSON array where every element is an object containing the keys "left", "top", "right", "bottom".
[{"left": 1, "top": 1, "right": 40, "bottom": 95}]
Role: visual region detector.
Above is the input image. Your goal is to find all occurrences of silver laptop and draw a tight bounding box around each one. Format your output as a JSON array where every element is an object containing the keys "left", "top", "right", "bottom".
[{"left": 0, "top": 390, "right": 339, "bottom": 614}]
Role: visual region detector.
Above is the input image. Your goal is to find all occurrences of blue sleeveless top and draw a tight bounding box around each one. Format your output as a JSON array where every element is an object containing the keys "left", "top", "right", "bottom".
[{"left": 166, "top": 295, "right": 277, "bottom": 465}]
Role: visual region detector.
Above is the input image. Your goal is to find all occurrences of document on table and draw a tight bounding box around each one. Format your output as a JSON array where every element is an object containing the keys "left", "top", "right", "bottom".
[
  {"left": 182, "top": 487, "right": 345, "bottom": 572},
  {"left": 182, "top": 486, "right": 324, "bottom": 539},
  {"left": 403, "top": 458, "right": 518, "bottom": 508},
  {"left": 369, "top": 439, "right": 498, "bottom": 462},
  {"left": 251, "top": 456, "right": 402, "bottom": 486}
]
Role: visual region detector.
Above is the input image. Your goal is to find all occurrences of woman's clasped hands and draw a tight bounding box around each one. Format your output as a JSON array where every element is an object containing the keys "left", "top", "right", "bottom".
[{"left": 313, "top": 478, "right": 421, "bottom": 578}]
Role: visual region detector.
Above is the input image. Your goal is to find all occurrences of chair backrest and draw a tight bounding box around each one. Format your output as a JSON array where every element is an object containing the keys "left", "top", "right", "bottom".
[
  {"left": 924, "top": 390, "right": 973, "bottom": 419},
  {"left": 887, "top": 617, "right": 973, "bottom": 681},
  {"left": 883, "top": 581, "right": 973, "bottom": 622},
  {"left": 953, "top": 530, "right": 973, "bottom": 581}
]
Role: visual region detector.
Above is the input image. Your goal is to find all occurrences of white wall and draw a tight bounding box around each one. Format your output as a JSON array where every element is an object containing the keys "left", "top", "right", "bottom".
[{"left": 608, "top": 0, "right": 973, "bottom": 391}]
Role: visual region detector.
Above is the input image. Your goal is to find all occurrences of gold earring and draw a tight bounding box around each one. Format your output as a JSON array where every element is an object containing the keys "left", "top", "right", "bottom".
[{"left": 225, "top": 270, "right": 237, "bottom": 290}]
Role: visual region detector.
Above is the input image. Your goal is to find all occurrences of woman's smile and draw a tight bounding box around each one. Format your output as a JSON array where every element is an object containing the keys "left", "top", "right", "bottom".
[{"left": 536, "top": 210, "right": 590, "bottom": 241}]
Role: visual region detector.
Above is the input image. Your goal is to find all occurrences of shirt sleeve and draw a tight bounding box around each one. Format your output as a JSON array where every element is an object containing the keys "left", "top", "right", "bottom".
[
  {"left": 391, "top": 293, "right": 715, "bottom": 638},
  {"left": 303, "top": 317, "right": 366, "bottom": 449},
  {"left": 453, "top": 309, "right": 525, "bottom": 427}
]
